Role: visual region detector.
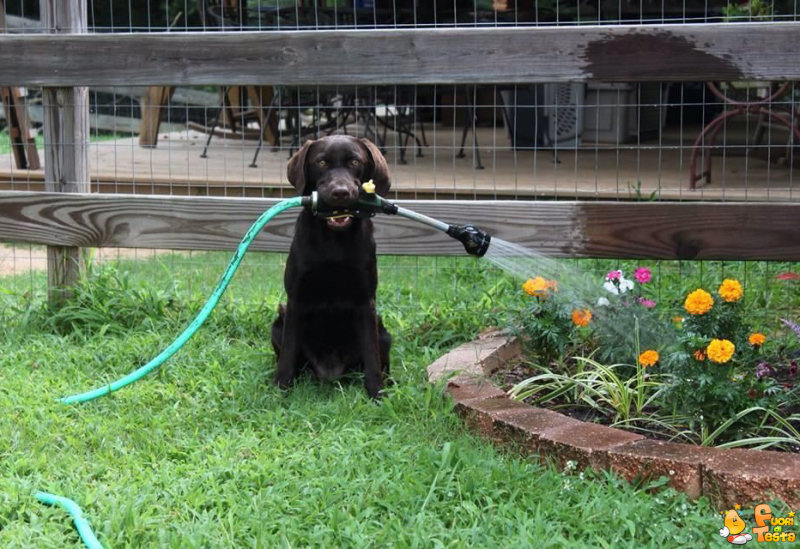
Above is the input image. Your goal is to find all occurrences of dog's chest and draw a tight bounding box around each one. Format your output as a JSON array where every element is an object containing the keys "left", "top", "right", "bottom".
[{"left": 294, "top": 262, "right": 374, "bottom": 305}]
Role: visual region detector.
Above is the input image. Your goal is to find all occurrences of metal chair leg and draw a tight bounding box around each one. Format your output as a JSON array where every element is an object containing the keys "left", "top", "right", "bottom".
[
  {"left": 200, "top": 86, "right": 230, "bottom": 159},
  {"left": 456, "top": 86, "right": 484, "bottom": 169},
  {"left": 250, "top": 92, "right": 280, "bottom": 168}
]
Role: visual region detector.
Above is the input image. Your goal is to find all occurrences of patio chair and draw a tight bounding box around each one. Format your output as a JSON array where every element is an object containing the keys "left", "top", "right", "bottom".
[{"left": 688, "top": 81, "right": 800, "bottom": 189}]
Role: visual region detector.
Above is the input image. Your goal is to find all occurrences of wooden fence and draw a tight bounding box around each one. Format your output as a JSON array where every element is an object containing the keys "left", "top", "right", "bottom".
[
  {"left": 0, "top": 192, "right": 797, "bottom": 261},
  {"left": 2, "top": 24, "right": 800, "bottom": 85},
  {"left": 0, "top": 1, "right": 798, "bottom": 303}
]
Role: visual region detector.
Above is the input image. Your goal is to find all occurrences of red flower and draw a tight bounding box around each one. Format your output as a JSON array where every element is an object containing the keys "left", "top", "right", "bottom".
[{"left": 776, "top": 272, "right": 800, "bottom": 281}]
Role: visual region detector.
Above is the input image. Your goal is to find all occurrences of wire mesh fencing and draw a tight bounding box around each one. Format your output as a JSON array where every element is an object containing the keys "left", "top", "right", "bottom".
[
  {"left": 2, "top": 82, "right": 797, "bottom": 200},
  {"left": 5, "top": 1, "right": 800, "bottom": 32}
]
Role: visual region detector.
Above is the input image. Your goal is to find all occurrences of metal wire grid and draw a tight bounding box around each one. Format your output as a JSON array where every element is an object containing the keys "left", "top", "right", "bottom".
[
  {"left": 3, "top": 1, "right": 800, "bottom": 32},
  {"left": 1, "top": 82, "right": 797, "bottom": 201},
  {"left": 0, "top": 245, "right": 794, "bottom": 345}
]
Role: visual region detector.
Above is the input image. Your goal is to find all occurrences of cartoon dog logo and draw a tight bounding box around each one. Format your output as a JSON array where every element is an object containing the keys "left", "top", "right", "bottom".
[{"left": 720, "top": 508, "right": 754, "bottom": 545}]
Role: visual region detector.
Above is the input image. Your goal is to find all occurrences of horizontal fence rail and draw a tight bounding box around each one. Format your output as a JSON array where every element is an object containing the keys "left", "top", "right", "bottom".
[
  {"left": 0, "top": 192, "right": 797, "bottom": 260},
  {"left": 2, "top": 24, "right": 800, "bottom": 86}
]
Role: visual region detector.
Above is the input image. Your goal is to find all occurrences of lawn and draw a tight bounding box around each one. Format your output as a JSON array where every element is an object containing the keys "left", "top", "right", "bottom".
[
  {"left": 0, "top": 252, "right": 753, "bottom": 547},
  {"left": 0, "top": 128, "right": 127, "bottom": 157}
]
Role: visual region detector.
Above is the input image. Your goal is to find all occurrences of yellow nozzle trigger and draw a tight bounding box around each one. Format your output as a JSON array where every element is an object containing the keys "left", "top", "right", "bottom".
[{"left": 362, "top": 180, "right": 375, "bottom": 194}]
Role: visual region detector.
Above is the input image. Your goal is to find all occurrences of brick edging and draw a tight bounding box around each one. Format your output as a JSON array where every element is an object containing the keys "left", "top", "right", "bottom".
[{"left": 427, "top": 330, "right": 800, "bottom": 508}]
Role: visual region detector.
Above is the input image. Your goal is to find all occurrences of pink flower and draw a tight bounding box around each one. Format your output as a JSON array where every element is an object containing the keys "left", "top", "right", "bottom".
[
  {"left": 777, "top": 272, "right": 800, "bottom": 281},
  {"left": 605, "top": 270, "right": 622, "bottom": 281},
  {"left": 638, "top": 297, "right": 657, "bottom": 308},
  {"left": 634, "top": 267, "right": 652, "bottom": 284}
]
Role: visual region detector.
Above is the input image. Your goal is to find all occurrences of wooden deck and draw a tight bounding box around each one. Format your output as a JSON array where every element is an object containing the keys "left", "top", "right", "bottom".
[{"left": 0, "top": 125, "right": 797, "bottom": 201}]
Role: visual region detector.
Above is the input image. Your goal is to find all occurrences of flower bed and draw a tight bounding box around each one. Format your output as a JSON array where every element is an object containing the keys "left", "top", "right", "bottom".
[
  {"left": 427, "top": 330, "right": 800, "bottom": 508},
  {"left": 505, "top": 267, "right": 799, "bottom": 451}
]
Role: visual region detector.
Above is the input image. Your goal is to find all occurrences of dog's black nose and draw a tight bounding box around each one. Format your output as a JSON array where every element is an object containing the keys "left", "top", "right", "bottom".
[{"left": 330, "top": 187, "right": 352, "bottom": 202}]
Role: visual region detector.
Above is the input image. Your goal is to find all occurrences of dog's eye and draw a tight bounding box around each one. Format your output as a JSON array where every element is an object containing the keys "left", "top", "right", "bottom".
[
  {"left": 317, "top": 160, "right": 327, "bottom": 167},
  {"left": 349, "top": 159, "right": 361, "bottom": 168}
]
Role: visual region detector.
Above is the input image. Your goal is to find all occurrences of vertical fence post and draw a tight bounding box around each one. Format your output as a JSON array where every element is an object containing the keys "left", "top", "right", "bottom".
[{"left": 40, "top": 0, "right": 89, "bottom": 307}]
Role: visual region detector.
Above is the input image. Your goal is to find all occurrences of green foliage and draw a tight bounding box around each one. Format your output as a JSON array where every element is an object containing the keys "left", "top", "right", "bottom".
[
  {"left": 591, "top": 269, "right": 666, "bottom": 367},
  {"left": 514, "top": 290, "right": 581, "bottom": 365},
  {"left": 509, "top": 356, "right": 667, "bottom": 426},
  {"left": 626, "top": 180, "right": 660, "bottom": 201},
  {"left": 26, "top": 264, "right": 185, "bottom": 338},
  {"left": 702, "top": 406, "right": 800, "bottom": 449},
  {"left": 659, "top": 278, "right": 796, "bottom": 447},
  {"left": 722, "top": 0, "right": 773, "bottom": 20}
]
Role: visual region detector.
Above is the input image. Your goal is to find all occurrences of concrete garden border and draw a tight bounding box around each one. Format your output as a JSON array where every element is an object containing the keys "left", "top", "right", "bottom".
[{"left": 427, "top": 330, "right": 800, "bottom": 508}]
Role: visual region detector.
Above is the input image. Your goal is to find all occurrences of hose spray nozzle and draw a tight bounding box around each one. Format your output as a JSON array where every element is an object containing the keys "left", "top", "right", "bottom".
[{"left": 446, "top": 224, "right": 492, "bottom": 257}]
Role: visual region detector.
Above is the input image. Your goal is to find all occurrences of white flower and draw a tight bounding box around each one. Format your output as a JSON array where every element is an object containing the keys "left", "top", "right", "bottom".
[
  {"left": 597, "top": 297, "right": 610, "bottom": 307},
  {"left": 603, "top": 281, "right": 619, "bottom": 294},
  {"left": 618, "top": 277, "right": 634, "bottom": 293},
  {"left": 603, "top": 270, "right": 635, "bottom": 295}
]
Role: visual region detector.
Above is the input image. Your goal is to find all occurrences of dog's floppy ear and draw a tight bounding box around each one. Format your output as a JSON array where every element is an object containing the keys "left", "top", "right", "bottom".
[
  {"left": 360, "top": 138, "right": 391, "bottom": 195},
  {"left": 287, "top": 140, "right": 316, "bottom": 195}
]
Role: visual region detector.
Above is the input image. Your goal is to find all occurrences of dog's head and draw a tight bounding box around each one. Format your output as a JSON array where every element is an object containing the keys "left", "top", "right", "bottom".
[{"left": 287, "top": 135, "right": 391, "bottom": 230}]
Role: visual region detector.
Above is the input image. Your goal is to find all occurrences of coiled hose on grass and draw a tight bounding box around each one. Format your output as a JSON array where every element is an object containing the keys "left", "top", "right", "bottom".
[
  {"left": 35, "top": 492, "right": 104, "bottom": 549},
  {"left": 59, "top": 196, "right": 304, "bottom": 405}
]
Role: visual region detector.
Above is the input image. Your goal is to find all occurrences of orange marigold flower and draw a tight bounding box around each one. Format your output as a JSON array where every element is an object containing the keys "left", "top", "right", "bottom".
[
  {"left": 522, "top": 276, "right": 555, "bottom": 298},
  {"left": 693, "top": 350, "right": 706, "bottom": 361},
  {"left": 638, "top": 350, "right": 659, "bottom": 368},
  {"left": 748, "top": 332, "right": 766, "bottom": 347},
  {"left": 684, "top": 289, "right": 714, "bottom": 315},
  {"left": 571, "top": 308, "right": 592, "bottom": 327},
  {"left": 718, "top": 278, "right": 743, "bottom": 303},
  {"left": 706, "top": 339, "right": 735, "bottom": 364}
]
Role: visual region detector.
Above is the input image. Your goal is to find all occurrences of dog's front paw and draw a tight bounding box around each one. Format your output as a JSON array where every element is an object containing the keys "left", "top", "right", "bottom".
[
  {"left": 365, "top": 381, "right": 385, "bottom": 401},
  {"left": 274, "top": 371, "right": 295, "bottom": 391}
]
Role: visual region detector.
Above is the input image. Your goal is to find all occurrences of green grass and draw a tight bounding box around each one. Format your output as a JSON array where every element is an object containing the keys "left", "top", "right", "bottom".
[
  {"left": 0, "top": 129, "right": 133, "bottom": 156},
  {"left": 0, "top": 253, "right": 759, "bottom": 547},
  {"left": 0, "top": 130, "right": 44, "bottom": 157}
]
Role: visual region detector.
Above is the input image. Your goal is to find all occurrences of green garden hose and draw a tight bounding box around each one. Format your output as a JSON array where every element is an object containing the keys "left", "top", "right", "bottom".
[
  {"left": 60, "top": 196, "right": 304, "bottom": 404},
  {"left": 35, "top": 492, "right": 104, "bottom": 549}
]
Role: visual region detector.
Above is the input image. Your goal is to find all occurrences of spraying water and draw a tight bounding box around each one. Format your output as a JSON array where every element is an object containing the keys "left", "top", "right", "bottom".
[
  {"left": 481, "top": 236, "right": 670, "bottom": 361},
  {"left": 482, "top": 236, "right": 597, "bottom": 307}
]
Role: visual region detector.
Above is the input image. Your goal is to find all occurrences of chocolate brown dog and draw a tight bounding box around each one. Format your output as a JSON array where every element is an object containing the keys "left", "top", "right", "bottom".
[{"left": 271, "top": 135, "right": 392, "bottom": 398}]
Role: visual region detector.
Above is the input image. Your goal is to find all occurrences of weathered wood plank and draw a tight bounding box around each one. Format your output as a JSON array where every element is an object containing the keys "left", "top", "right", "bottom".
[
  {"left": 138, "top": 86, "right": 175, "bottom": 147},
  {"left": 40, "top": 0, "right": 90, "bottom": 306},
  {"left": 0, "top": 192, "right": 797, "bottom": 260},
  {"left": 0, "top": 87, "right": 41, "bottom": 169},
  {"left": 1, "top": 23, "right": 799, "bottom": 86}
]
